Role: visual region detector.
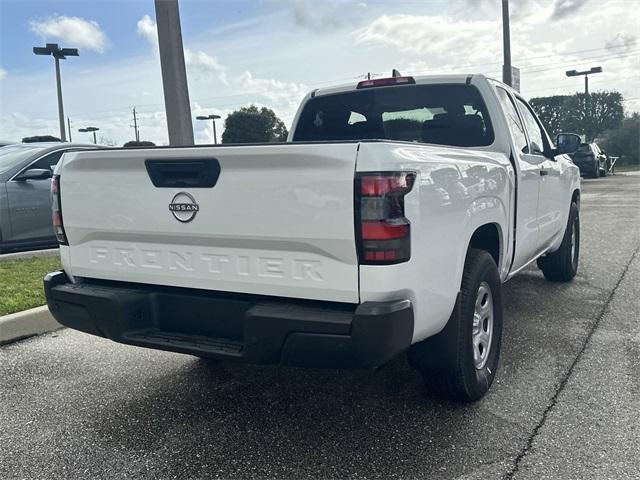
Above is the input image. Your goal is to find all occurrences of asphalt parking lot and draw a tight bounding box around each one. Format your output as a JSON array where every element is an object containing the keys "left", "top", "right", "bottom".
[{"left": 1, "top": 173, "right": 639, "bottom": 480}]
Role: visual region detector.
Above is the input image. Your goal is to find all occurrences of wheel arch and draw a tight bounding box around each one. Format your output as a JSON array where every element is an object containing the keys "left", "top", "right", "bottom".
[{"left": 467, "top": 223, "right": 502, "bottom": 271}]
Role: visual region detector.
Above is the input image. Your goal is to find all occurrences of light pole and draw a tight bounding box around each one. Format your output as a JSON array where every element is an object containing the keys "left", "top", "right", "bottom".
[
  {"left": 566, "top": 66, "right": 603, "bottom": 95},
  {"left": 566, "top": 67, "right": 602, "bottom": 141},
  {"left": 502, "top": 0, "right": 512, "bottom": 87},
  {"left": 33, "top": 43, "right": 79, "bottom": 142},
  {"left": 155, "top": 0, "right": 194, "bottom": 145},
  {"left": 196, "top": 114, "right": 221, "bottom": 144},
  {"left": 79, "top": 126, "right": 99, "bottom": 144}
]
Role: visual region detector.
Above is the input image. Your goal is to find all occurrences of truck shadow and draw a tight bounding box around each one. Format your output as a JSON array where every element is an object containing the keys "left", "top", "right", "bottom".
[
  {"left": 88, "top": 353, "right": 517, "bottom": 479},
  {"left": 83, "top": 267, "right": 603, "bottom": 478}
]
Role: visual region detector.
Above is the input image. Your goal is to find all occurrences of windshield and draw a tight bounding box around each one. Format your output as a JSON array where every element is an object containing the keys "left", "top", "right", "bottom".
[
  {"left": 0, "top": 145, "right": 45, "bottom": 174},
  {"left": 293, "top": 83, "right": 494, "bottom": 147}
]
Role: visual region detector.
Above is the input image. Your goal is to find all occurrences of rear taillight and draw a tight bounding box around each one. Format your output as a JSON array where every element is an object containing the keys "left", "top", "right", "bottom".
[
  {"left": 356, "top": 172, "right": 415, "bottom": 265},
  {"left": 51, "top": 175, "right": 68, "bottom": 245}
]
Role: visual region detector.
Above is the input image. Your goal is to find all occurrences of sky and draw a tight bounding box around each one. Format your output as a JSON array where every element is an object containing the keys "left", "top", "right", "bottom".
[{"left": 0, "top": 0, "right": 638, "bottom": 145}]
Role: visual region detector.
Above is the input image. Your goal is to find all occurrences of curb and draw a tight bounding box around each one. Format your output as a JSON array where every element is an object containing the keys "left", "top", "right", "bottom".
[
  {"left": 0, "top": 306, "right": 62, "bottom": 346},
  {"left": 0, "top": 248, "right": 59, "bottom": 262}
]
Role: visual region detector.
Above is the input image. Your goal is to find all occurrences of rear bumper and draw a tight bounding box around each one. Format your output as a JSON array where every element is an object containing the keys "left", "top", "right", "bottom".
[{"left": 44, "top": 271, "right": 413, "bottom": 369}]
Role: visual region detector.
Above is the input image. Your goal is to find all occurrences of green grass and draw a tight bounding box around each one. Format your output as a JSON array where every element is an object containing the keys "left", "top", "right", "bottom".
[{"left": 0, "top": 256, "right": 61, "bottom": 316}]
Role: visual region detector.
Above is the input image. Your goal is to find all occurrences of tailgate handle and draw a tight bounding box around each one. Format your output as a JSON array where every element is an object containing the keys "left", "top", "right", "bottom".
[{"left": 145, "top": 159, "right": 221, "bottom": 188}]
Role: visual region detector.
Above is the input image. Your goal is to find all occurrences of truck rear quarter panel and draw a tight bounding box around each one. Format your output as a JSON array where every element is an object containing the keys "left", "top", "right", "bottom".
[{"left": 356, "top": 142, "right": 512, "bottom": 342}]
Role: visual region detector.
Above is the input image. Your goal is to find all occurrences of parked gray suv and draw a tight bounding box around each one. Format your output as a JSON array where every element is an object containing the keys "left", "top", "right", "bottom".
[{"left": 0, "top": 142, "right": 96, "bottom": 253}]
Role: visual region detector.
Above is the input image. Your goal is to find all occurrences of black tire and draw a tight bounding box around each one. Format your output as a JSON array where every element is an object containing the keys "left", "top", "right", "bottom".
[
  {"left": 408, "top": 249, "right": 503, "bottom": 402},
  {"left": 537, "top": 202, "right": 579, "bottom": 282}
]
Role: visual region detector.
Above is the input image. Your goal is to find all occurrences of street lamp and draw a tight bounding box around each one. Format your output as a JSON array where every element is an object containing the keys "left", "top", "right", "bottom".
[
  {"left": 196, "top": 114, "right": 221, "bottom": 144},
  {"left": 79, "top": 126, "right": 99, "bottom": 144},
  {"left": 566, "top": 66, "right": 603, "bottom": 96},
  {"left": 33, "top": 43, "right": 79, "bottom": 142}
]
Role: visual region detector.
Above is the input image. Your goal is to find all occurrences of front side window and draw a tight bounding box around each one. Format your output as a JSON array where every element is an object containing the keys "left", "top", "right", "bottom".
[
  {"left": 495, "top": 87, "right": 528, "bottom": 154},
  {"left": 293, "top": 83, "right": 495, "bottom": 148},
  {"left": 516, "top": 97, "right": 546, "bottom": 155}
]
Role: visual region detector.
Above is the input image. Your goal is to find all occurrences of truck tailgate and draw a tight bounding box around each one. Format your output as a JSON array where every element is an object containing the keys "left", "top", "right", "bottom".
[{"left": 58, "top": 144, "right": 360, "bottom": 303}]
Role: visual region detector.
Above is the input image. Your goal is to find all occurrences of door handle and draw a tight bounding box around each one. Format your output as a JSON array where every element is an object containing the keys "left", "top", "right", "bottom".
[{"left": 539, "top": 169, "right": 549, "bottom": 176}]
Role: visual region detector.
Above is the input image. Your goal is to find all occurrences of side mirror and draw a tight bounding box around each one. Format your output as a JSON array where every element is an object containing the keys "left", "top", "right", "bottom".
[
  {"left": 15, "top": 168, "right": 53, "bottom": 181},
  {"left": 555, "top": 133, "right": 581, "bottom": 156}
]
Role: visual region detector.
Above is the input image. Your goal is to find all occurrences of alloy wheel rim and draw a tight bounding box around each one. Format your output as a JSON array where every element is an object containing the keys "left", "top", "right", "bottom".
[{"left": 472, "top": 281, "right": 494, "bottom": 370}]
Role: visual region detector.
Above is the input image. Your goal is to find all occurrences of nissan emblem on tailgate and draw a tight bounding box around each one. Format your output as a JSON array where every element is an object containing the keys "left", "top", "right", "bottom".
[{"left": 169, "top": 192, "right": 199, "bottom": 223}]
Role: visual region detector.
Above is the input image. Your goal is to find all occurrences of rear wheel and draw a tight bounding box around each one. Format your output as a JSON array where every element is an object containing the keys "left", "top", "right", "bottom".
[
  {"left": 537, "top": 202, "right": 579, "bottom": 282},
  {"left": 408, "top": 249, "right": 503, "bottom": 402}
]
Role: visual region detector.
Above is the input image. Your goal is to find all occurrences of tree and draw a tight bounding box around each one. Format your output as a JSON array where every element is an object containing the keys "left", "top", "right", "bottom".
[
  {"left": 22, "top": 135, "right": 61, "bottom": 143},
  {"left": 529, "top": 91, "right": 624, "bottom": 141},
  {"left": 123, "top": 140, "right": 156, "bottom": 147},
  {"left": 563, "top": 92, "right": 624, "bottom": 141},
  {"left": 599, "top": 113, "right": 640, "bottom": 166},
  {"left": 221, "top": 105, "right": 288, "bottom": 144},
  {"left": 529, "top": 95, "right": 566, "bottom": 138}
]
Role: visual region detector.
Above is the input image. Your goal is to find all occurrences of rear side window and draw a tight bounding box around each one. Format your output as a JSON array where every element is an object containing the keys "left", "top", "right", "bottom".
[{"left": 293, "top": 83, "right": 494, "bottom": 147}]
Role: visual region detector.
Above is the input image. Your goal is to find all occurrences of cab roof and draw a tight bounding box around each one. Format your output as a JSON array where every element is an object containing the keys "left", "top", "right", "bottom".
[{"left": 312, "top": 73, "right": 489, "bottom": 98}]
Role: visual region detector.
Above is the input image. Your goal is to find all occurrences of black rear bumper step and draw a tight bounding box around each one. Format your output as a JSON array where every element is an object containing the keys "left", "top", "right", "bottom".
[
  {"left": 44, "top": 271, "right": 413, "bottom": 369},
  {"left": 125, "top": 330, "right": 244, "bottom": 356}
]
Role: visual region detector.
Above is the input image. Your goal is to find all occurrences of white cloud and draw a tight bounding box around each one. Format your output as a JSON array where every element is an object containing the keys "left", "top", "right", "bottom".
[
  {"left": 184, "top": 49, "right": 229, "bottom": 85},
  {"left": 133, "top": 13, "right": 305, "bottom": 117},
  {"left": 137, "top": 14, "right": 228, "bottom": 85},
  {"left": 0, "top": 68, "right": 6, "bottom": 80},
  {"left": 278, "top": 0, "right": 368, "bottom": 31},
  {"left": 605, "top": 32, "right": 638, "bottom": 52},
  {"left": 237, "top": 71, "right": 307, "bottom": 105},
  {"left": 3, "top": 2, "right": 637, "bottom": 147},
  {"left": 549, "top": 0, "right": 592, "bottom": 20},
  {"left": 354, "top": 14, "right": 499, "bottom": 63},
  {"left": 29, "top": 15, "right": 108, "bottom": 53},
  {"left": 136, "top": 14, "right": 158, "bottom": 46}
]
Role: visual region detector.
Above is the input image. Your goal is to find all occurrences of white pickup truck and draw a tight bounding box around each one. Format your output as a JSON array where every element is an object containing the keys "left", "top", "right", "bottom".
[{"left": 45, "top": 74, "right": 582, "bottom": 401}]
